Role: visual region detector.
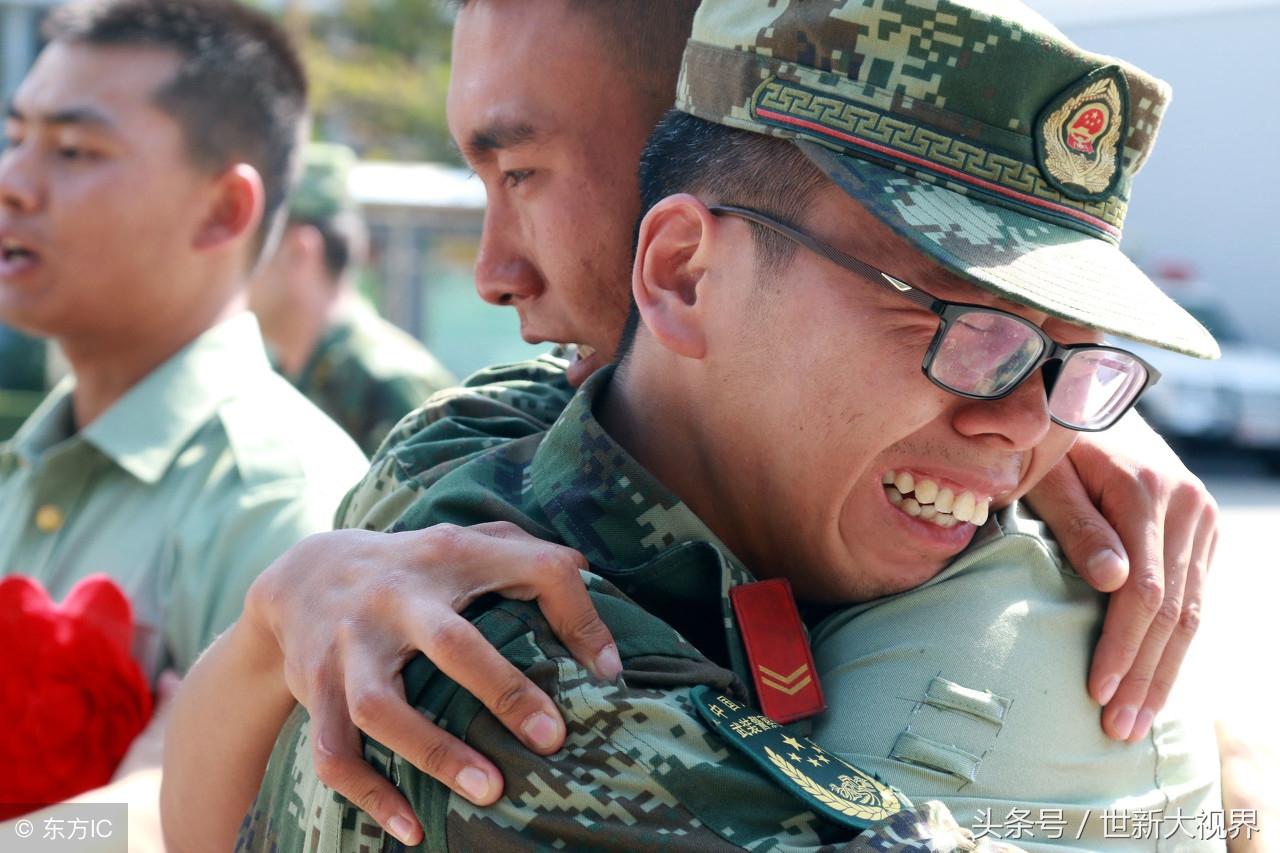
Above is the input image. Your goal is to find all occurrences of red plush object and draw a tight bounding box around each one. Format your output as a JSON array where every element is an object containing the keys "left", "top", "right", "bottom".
[{"left": 0, "top": 574, "right": 153, "bottom": 819}]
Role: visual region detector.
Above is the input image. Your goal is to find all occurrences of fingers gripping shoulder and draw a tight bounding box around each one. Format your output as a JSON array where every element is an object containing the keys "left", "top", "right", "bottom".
[{"left": 237, "top": 589, "right": 993, "bottom": 853}]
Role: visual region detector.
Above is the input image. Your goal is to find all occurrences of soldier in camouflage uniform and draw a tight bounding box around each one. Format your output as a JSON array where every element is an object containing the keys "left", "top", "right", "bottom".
[
  {"left": 202, "top": 1, "right": 1223, "bottom": 851},
  {"left": 239, "top": 364, "right": 1021, "bottom": 852},
  {"left": 250, "top": 143, "right": 456, "bottom": 457}
]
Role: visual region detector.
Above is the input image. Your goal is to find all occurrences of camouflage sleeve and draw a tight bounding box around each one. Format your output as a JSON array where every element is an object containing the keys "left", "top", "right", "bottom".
[
  {"left": 238, "top": 583, "right": 1018, "bottom": 852},
  {"left": 334, "top": 356, "right": 574, "bottom": 530},
  {"left": 346, "top": 373, "right": 446, "bottom": 459}
]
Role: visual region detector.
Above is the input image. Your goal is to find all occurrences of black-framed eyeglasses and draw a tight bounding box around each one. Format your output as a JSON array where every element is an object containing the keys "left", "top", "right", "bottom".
[{"left": 708, "top": 204, "right": 1160, "bottom": 432}]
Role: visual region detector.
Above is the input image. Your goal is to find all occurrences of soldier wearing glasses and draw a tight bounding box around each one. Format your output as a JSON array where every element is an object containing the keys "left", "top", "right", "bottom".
[{"left": 202, "top": 0, "right": 1225, "bottom": 849}]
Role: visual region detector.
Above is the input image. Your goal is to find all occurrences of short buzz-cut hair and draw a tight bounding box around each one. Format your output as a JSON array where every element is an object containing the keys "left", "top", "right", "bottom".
[
  {"left": 614, "top": 110, "right": 830, "bottom": 360},
  {"left": 452, "top": 0, "right": 698, "bottom": 100},
  {"left": 43, "top": 0, "right": 309, "bottom": 257}
]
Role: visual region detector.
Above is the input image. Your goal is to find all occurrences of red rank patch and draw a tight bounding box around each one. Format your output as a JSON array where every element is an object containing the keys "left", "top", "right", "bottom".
[{"left": 729, "top": 578, "right": 826, "bottom": 724}]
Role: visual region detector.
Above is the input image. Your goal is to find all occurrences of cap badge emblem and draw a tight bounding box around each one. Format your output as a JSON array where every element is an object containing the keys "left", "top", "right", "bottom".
[{"left": 1036, "top": 66, "right": 1129, "bottom": 201}]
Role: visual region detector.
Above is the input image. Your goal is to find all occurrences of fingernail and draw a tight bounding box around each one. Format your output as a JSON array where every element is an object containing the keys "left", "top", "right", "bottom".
[
  {"left": 521, "top": 712, "right": 562, "bottom": 751},
  {"left": 456, "top": 766, "right": 493, "bottom": 803},
  {"left": 1131, "top": 709, "right": 1155, "bottom": 742},
  {"left": 387, "top": 816, "right": 416, "bottom": 845},
  {"left": 1087, "top": 549, "right": 1126, "bottom": 586},
  {"left": 1111, "top": 706, "right": 1137, "bottom": 740},
  {"left": 593, "top": 644, "right": 622, "bottom": 681},
  {"left": 1098, "top": 675, "right": 1120, "bottom": 706}
]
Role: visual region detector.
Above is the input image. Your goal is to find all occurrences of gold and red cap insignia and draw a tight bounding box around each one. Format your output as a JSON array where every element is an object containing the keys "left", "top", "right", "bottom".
[{"left": 1036, "top": 66, "right": 1129, "bottom": 203}]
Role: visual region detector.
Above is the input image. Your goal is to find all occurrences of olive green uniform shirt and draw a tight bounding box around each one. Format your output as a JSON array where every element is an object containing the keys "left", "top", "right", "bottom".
[
  {"left": 0, "top": 314, "right": 368, "bottom": 680},
  {"left": 290, "top": 301, "right": 456, "bottom": 457},
  {"left": 810, "top": 507, "right": 1224, "bottom": 852}
]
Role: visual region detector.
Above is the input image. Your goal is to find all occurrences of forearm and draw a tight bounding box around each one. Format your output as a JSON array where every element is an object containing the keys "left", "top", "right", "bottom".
[{"left": 161, "top": 614, "right": 295, "bottom": 852}]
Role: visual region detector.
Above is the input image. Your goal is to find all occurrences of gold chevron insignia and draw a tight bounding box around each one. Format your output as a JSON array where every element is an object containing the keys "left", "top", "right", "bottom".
[{"left": 759, "top": 664, "right": 813, "bottom": 695}]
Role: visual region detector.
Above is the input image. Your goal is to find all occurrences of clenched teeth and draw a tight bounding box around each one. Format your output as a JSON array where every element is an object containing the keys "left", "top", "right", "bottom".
[{"left": 883, "top": 470, "right": 990, "bottom": 528}]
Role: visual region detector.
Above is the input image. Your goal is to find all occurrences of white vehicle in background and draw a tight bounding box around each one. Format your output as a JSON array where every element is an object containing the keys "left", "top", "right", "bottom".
[{"left": 1129, "top": 301, "right": 1280, "bottom": 471}]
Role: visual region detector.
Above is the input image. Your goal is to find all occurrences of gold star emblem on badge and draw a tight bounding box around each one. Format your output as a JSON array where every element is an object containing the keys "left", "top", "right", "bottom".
[{"left": 782, "top": 735, "right": 804, "bottom": 751}]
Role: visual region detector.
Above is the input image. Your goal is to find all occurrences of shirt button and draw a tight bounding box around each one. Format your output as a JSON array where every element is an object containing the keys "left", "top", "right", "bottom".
[{"left": 35, "top": 504, "right": 64, "bottom": 533}]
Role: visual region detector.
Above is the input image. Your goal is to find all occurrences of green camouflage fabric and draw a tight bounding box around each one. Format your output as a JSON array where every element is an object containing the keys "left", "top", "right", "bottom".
[
  {"left": 290, "top": 301, "right": 457, "bottom": 458},
  {"left": 334, "top": 354, "right": 574, "bottom": 530},
  {"left": 0, "top": 325, "right": 49, "bottom": 441},
  {"left": 242, "top": 367, "right": 1017, "bottom": 852},
  {"left": 0, "top": 324, "right": 46, "bottom": 392},
  {"left": 677, "top": 0, "right": 1217, "bottom": 359}
]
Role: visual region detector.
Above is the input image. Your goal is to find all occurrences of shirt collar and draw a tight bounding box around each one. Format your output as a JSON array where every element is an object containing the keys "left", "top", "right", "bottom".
[
  {"left": 3, "top": 380, "right": 78, "bottom": 469},
  {"left": 5, "top": 313, "right": 271, "bottom": 484},
  {"left": 89, "top": 312, "right": 272, "bottom": 484}
]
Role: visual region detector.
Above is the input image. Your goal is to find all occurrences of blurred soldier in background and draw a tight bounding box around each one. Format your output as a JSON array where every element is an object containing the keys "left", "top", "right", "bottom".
[
  {"left": 250, "top": 142, "right": 456, "bottom": 456},
  {"left": 0, "top": 323, "right": 50, "bottom": 440},
  {"left": 0, "top": 0, "right": 365, "bottom": 842}
]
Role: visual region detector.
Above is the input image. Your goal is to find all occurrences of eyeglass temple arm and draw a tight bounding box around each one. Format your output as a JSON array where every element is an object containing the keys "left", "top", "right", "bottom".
[{"left": 707, "top": 204, "right": 937, "bottom": 311}]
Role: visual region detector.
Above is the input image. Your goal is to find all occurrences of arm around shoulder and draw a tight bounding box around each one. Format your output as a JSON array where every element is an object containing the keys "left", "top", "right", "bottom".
[
  {"left": 237, "top": 592, "right": 1000, "bottom": 852},
  {"left": 160, "top": 603, "right": 294, "bottom": 853}
]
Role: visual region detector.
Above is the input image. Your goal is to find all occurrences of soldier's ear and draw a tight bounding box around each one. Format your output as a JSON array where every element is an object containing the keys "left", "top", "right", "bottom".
[
  {"left": 632, "top": 194, "right": 715, "bottom": 360},
  {"left": 193, "top": 163, "right": 266, "bottom": 253}
]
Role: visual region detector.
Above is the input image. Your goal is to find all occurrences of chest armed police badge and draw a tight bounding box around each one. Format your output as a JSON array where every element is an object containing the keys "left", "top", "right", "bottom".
[
  {"left": 691, "top": 686, "right": 909, "bottom": 831},
  {"left": 1035, "top": 65, "right": 1129, "bottom": 202}
]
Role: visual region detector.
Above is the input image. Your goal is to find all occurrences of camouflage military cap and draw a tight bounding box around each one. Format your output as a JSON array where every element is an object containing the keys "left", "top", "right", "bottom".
[
  {"left": 677, "top": 0, "right": 1218, "bottom": 359},
  {"left": 289, "top": 142, "right": 358, "bottom": 223}
]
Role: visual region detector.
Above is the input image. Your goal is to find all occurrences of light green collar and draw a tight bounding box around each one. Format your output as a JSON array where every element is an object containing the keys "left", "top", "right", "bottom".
[{"left": 6, "top": 313, "right": 270, "bottom": 484}]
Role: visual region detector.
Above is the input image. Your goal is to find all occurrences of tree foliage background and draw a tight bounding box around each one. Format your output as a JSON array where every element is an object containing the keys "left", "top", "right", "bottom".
[{"left": 280, "top": 0, "right": 460, "bottom": 164}]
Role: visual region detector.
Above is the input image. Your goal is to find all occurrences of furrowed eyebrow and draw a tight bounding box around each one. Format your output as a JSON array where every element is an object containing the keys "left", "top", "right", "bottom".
[
  {"left": 3, "top": 103, "right": 115, "bottom": 130},
  {"left": 463, "top": 119, "right": 541, "bottom": 162},
  {"left": 46, "top": 106, "right": 116, "bottom": 129}
]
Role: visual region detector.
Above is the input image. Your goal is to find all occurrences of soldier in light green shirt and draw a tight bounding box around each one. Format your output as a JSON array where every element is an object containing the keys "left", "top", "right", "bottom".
[
  {"left": 0, "top": 0, "right": 364, "bottom": 841},
  {"left": 0, "top": 312, "right": 364, "bottom": 678}
]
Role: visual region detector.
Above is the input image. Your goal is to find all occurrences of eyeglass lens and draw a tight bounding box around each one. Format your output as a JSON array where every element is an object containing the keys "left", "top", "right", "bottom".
[
  {"left": 930, "top": 312, "right": 1046, "bottom": 397},
  {"left": 930, "top": 311, "right": 1148, "bottom": 429},
  {"left": 1048, "top": 349, "right": 1148, "bottom": 430}
]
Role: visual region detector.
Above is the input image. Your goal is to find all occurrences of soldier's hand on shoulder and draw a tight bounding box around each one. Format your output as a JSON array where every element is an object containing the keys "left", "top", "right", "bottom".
[
  {"left": 244, "top": 523, "right": 620, "bottom": 843},
  {"left": 1025, "top": 412, "right": 1217, "bottom": 742}
]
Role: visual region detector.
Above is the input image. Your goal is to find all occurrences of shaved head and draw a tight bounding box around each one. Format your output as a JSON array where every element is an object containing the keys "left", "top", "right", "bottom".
[{"left": 453, "top": 0, "right": 697, "bottom": 107}]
